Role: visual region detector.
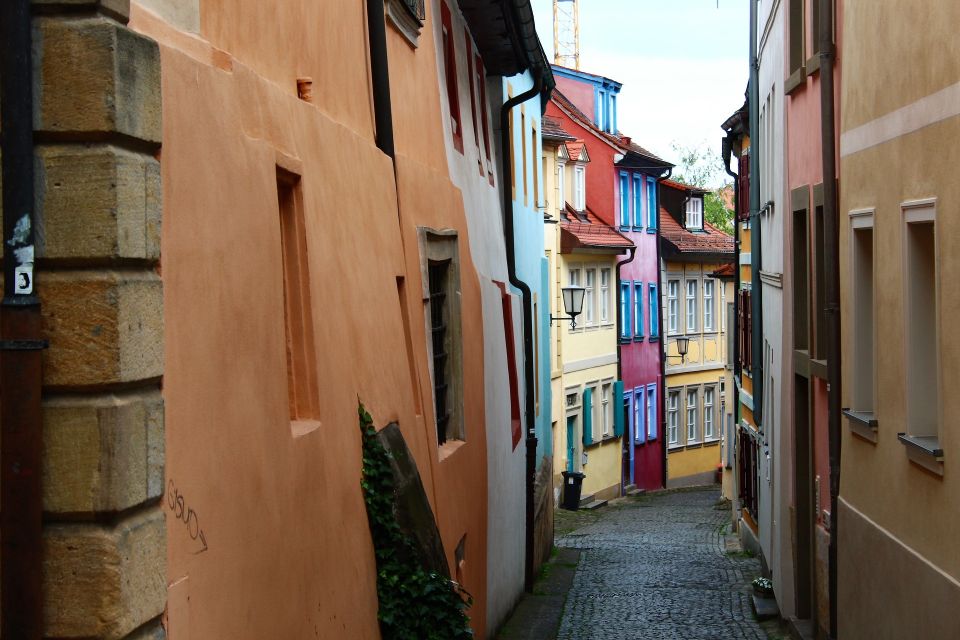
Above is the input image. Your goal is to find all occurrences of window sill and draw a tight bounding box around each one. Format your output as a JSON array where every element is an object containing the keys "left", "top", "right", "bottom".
[
  {"left": 806, "top": 52, "right": 822, "bottom": 75},
  {"left": 702, "top": 438, "right": 721, "bottom": 448},
  {"left": 291, "top": 419, "right": 322, "bottom": 438},
  {"left": 646, "top": 228, "right": 657, "bottom": 234},
  {"left": 439, "top": 438, "right": 467, "bottom": 462},
  {"left": 619, "top": 337, "right": 632, "bottom": 344},
  {"left": 785, "top": 66, "right": 806, "bottom": 95},
  {"left": 632, "top": 226, "right": 643, "bottom": 233},
  {"left": 619, "top": 226, "right": 631, "bottom": 233},
  {"left": 649, "top": 336, "right": 660, "bottom": 343},
  {"left": 897, "top": 433, "right": 944, "bottom": 476},
  {"left": 843, "top": 409, "right": 878, "bottom": 444},
  {"left": 633, "top": 336, "right": 645, "bottom": 343},
  {"left": 667, "top": 443, "right": 683, "bottom": 451}
]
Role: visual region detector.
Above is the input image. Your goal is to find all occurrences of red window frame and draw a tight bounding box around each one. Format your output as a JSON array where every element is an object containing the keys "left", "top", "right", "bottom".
[{"left": 440, "top": 2, "right": 463, "bottom": 153}]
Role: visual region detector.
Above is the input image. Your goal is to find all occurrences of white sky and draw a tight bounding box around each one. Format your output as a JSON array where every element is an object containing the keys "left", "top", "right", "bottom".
[{"left": 531, "top": 0, "right": 749, "bottom": 166}]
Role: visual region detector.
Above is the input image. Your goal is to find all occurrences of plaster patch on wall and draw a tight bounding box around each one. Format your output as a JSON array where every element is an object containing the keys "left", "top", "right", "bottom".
[{"left": 136, "top": 0, "right": 200, "bottom": 34}]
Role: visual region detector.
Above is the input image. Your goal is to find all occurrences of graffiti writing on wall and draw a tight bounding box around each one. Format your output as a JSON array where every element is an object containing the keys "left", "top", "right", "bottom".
[{"left": 167, "top": 479, "right": 209, "bottom": 554}]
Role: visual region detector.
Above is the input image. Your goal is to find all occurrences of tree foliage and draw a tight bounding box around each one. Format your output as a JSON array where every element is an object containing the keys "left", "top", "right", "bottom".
[{"left": 669, "top": 142, "right": 734, "bottom": 235}]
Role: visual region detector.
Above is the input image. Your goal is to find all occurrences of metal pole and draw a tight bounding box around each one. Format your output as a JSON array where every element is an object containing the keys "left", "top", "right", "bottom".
[
  {"left": 1, "top": 0, "right": 46, "bottom": 636},
  {"left": 818, "top": 0, "right": 841, "bottom": 636}
]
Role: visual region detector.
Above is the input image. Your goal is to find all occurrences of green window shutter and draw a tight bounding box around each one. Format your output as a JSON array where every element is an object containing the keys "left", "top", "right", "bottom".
[
  {"left": 614, "top": 381, "right": 624, "bottom": 437},
  {"left": 583, "top": 388, "right": 593, "bottom": 445}
]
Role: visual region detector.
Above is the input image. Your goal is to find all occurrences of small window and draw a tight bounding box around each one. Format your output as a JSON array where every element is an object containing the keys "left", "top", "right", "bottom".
[
  {"left": 904, "top": 205, "right": 938, "bottom": 439},
  {"left": 634, "top": 388, "right": 644, "bottom": 443},
  {"left": 569, "top": 267, "right": 581, "bottom": 288},
  {"left": 649, "top": 283, "right": 659, "bottom": 338},
  {"left": 601, "top": 382, "right": 612, "bottom": 436},
  {"left": 686, "top": 280, "right": 698, "bottom": 333},
  {"left": 686, "top": 388, "right": 699, "bottom": 443},
  {"left": 600, "top": 268, "right": 610, "bottom": 322},
  {"left": 619, "top": 172, "right": 630, "bottom": 228},
  {"left": 633, "top": 281, "right": 644, "bottom": 339},
  {"left": 668, "top": 279, "right": 679, "bottom": 334},
  {"left": 585, "top": 268, "right": 596, "bottom": 325},
  {"left": 597, "top": 90, "right": 606, "bottom": 131},
  {"left": 465, "top": 34, "right": 480, "bottom": 158},
  {"left": 704, "top": 386, "right": 716, "bottom": 439},
  {"left": 647, "top": 177, "right": 657, "bottom": 231},
  {"left": 574, "top": 165, "right": 586, "bottom": 211},
  {"left": 704, "top": 279, "right": 715, "bottom": 331},
  {"left": 788, "top": 0, "right": 805, "bottom": 79},
  {"left": 646, "top": 385, "right": 657, "bottom": 440},
  {"left": 557, "top": 163, "right": 566, "bottom": 209},
  {"left": 851, "top": 211, "right": 875, "bottom": 413},
  {"left": 620, "top": 281, "right": 631, "bottom": 341},
  {"left": 476, "top": 55, "right": 492, "bottom": 164},
  {"left": 633, "top": 175, "right": 643, "bottom": 230},
  {"left": 668, "top": 391, "right": 680, "bottom": 445},
  {"left": 685, "top": 197, "right": 703, "bottom": 230},
  {"left": 440, "top": 2, "right": 462, "bottom": 153}
]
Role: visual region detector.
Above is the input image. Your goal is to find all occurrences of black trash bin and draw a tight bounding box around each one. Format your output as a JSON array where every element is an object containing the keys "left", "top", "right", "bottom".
[{"left": 560, "top": 471, "right": 585, "bottom": 510}]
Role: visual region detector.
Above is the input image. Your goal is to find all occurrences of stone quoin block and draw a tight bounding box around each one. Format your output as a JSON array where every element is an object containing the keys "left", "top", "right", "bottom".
[
  {"left": 40, "top": 269, "right": 163, "bottom": 387},
  {"left": 43, "top": 390, "right": 164, "bottom": 514},
  {"left": 33, "top": 16, "right": 161, "bottom": 143},
  {"left": 36, "top": 144, "right": 161, "bottom": 261},
  {"left": 43, "top": 508, "right": 166, "bottom": 639}
]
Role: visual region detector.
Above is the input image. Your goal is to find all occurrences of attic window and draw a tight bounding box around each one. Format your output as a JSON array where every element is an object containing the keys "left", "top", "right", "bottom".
[
  {"left": 573, "top": 165, "right": 586, "bottom": 211},
  {"left": 387, "top": 0, "right": 425, "bottom": 47},
  {"left": 686, "top": 197, "right": 703, "bottom": 230}
]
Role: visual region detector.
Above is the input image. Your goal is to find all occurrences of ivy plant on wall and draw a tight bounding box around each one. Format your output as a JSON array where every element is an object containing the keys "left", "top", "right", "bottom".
[{"left": 358, "top": 403, "right": 473, "bottom": 639}]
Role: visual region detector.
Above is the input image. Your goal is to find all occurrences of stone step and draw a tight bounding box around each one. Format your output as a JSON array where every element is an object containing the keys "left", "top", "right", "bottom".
[
  {"left": 752, "top": 594, "right": 780, "bottom": 621},
  {"left": 623, "top": 483, "right": 637, "bottom": 493},
  {"left": 626, "top": 487, "right": 646, "bottom": 497},
  {"left": 581, "top": 499, "right": 608, "bottom": 510}
]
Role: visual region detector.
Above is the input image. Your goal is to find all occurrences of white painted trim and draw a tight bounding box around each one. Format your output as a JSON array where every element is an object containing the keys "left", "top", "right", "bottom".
[
  {"left": 562, "top": 352, "right": 618, "bottom": 374},
  {"left": 849, "top": 207, "right": 875, "bottom": 230},
  {"left": 841, "top": 82, "right": 960, "bottom": 158},
  {"left": 739, "top": 252, "right": 752, "bottom": 265},
  {"left": 759, "top": 271, "right": 783, "bottom": 288},
  {"left": 903, "top": 198, "right": 937, "bottom": 223}
]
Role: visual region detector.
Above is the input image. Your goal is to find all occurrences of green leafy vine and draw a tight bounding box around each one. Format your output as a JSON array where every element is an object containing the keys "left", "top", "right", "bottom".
[{"left": 358, "top": 403, "right": 473, "bottom": 639}]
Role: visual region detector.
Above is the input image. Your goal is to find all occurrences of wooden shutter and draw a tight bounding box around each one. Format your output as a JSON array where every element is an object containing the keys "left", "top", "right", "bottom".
[
  {"left": 582, "top": 388, "right": 593, "bottom": 445},
  {"left": 613, "top": 382, "right": 624, "bottom": 437}
]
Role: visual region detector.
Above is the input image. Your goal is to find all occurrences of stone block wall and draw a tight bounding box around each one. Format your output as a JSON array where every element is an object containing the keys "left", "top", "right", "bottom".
[{"left": 29, "top": 1, "right": 166, "bottom": 636}]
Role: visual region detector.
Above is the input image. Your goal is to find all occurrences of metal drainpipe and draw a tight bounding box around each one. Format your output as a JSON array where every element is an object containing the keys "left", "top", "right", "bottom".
[
  {"left": 818, "top": 0, "right": 841, "bottom": 635},
  {"left": 366, "top": 0, "right": 395, "bottom": 158},
  {"left": 748, "top": 0, "right": 763, "bottom": 427},
  {"left": 615, "top": 245, "right": 637, "bottom": 491},
  {"left": 655, "top": 169, "right": 671, "bottom": 490},
  {"left": 1, "top": 0, "right": 46, "bottom": 636},
  {"left": 500, "top": 70, "right": 543, "bottom": 594},
  {"left": 723, "top": 135, "right": 742, "bottom": 510}
]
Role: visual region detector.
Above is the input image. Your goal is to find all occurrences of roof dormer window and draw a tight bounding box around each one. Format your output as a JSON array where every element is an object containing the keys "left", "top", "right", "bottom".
[
  {"left": 686, "top": 196, "right": 703, "bottom": 230},
  {"left": 573, "top": 165, "right": 586, "bottom": 211}
]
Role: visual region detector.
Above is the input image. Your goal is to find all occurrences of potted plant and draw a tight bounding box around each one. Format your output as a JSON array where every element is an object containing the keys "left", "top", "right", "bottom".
[{"left": 752, "top": 576, "right": 774, "bottom": 597}]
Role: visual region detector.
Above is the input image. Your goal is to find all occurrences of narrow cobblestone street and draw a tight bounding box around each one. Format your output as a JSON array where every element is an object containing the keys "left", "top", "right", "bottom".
[{"left": 500, "top": 487, "right": 781, "bottom": 640}]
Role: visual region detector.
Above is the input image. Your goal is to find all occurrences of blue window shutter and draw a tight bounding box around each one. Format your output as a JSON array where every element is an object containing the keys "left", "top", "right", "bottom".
[
  {"left": 620, "top": 173, "right": 630, "bottom": 228},
  {"left": 648, "top": 177, "right": 657, "bottom": 231},
  {"left": 634, "top": 282, "right": 644, "bottom": 337},
  {"left": 633, "top": 175, "right": 643, "bottom": 230},
  {"left": 583, "top": 388, "right": 593, "bottom": 445},
  {"left": 614, "top": 381, "right": 624, "bottom": 437},
  {"left": 620, "top": 281, "right": 631, "bottom": 340},
  {"left": 649, "top": 283, "right": 659, "bottom": 338}
]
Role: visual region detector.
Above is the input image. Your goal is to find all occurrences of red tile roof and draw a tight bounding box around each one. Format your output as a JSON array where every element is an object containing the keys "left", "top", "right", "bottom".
[
  {"left": 661, "top": 178, "right": 709, "bottom": 194},
  {"left": 560, "top": 204, "right": 634, "bottom": 253},
  {"left": 711, "top": 263, "right": 736, "bottom": 278},
  {"left": 660, "top": 206, "right": 734, "bottom": 256},
  {"left": 565, "top": 141, "right": 587, "bottom": 161}
]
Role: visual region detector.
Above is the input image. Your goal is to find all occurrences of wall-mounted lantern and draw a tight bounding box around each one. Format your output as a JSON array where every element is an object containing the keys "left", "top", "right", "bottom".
[
  {"left": 667, "top": 336, "right": 690, "bottom": 364},
  {"left": 550, "top": 286, "right": 585, "bottom": 330}
]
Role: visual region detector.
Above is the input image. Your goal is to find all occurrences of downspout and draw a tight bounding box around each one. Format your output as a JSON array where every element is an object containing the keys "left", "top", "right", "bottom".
[
  {"left": 723, "top": 135, "right": 741, "bottom": 509},
  {"left": 501, "top": 69, "right": 544, "bottom": 594},
  {"left": 748, "top": 0, "right": 763, "bottom": 427},
  {"left": 615, "top": 245, "right": 637, "bottom": 491},
  {"left": 655, "top": 169, "right": 671, "bottom": 490},
  {"left": 818, "top": 0, "right": 840, "bottom": 635},
  {"left": 366, "top": 0, "right": 395, "bottom": 158},
  {"left": 1, "top": 0, "right": 46, "bottom": 635}
]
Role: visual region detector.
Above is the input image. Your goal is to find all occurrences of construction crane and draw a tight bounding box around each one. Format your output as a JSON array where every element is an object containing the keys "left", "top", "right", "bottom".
[{"left": 553, "top": 0, "right": 579, "bottom": 69}]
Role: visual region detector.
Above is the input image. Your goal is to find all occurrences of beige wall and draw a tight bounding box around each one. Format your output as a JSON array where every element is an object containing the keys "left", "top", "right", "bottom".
[{"left": 839, "top": 1, "right": 960, "bottom": 634}]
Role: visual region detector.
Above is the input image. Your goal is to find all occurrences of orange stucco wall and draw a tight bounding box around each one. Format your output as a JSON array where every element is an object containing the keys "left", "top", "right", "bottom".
[{"left": 132, "top": 2, "right": 490, "bottom": 636}]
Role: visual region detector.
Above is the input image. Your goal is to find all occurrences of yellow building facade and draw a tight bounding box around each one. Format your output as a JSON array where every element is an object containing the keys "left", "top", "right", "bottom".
[
  {"left": 837, "top": 1, "right": 960, "bottom": 637},
  {"left": 659, "top": 181, "right": 735, "bottom": 487}
]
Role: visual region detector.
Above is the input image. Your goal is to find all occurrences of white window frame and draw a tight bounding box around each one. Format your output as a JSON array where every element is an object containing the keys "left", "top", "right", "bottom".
[
  {"left": 568, "top": 267, "right": 581, "bottom": 288},
  {"left": 686, "top": 388, "right": 699, "bottom": 444},
  {"left": 704, "top": 386, "right": 716, "bottom": 440},
  {"left": 585, "top": 268, "right": 596, "bottom": 325},
  {"left": 704, "top": 278, "right": 715, "bottom": 332},
  {"left": 573, "top": 165, "right": 586, "bottom": 211},
  {"left": 686, "top": 279, "right": 698, "bottom": 333},
  {"left": 667, "top": 390, "right": 680, "bottom": 445},
  {"left": 557, "top": 162, "right": 566, "bottom": 211},
  {"left": 668, "top": 279, "right": 679, "bottom": 334},
  {"left": 601, "top": 382, "right": 612, "bottom": 436},
  {"left": 634, "top": 387, "right": 643, "bottom": 443},
  {"left": 646, "top": 385, "right": 657, "bottom": 440},
  {"left": 686, "top": 196, "right": 703, "bottom": 230},
  {"left": 600, "top": 268, "right": 610, "bottom": 323}
]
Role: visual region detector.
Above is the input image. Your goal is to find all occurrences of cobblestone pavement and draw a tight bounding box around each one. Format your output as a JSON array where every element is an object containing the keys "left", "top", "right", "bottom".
[{"left": 554, "top": 487, "right": 769, "bottom": 640}]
